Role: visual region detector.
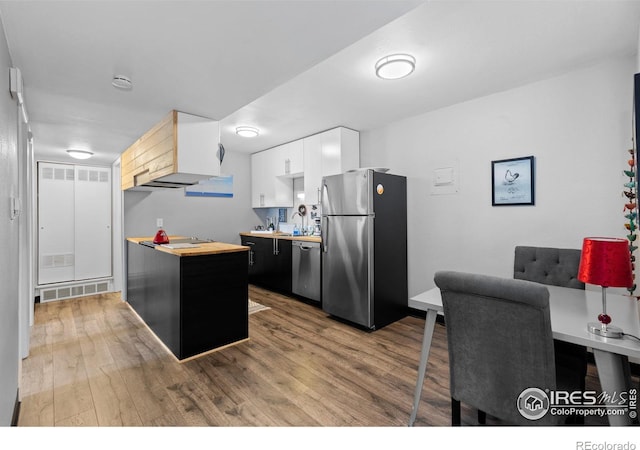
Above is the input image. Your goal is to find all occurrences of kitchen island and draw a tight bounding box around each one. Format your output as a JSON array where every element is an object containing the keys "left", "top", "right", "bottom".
[{"left": 126, "top": 236, "right": 249, "bottom": 361}]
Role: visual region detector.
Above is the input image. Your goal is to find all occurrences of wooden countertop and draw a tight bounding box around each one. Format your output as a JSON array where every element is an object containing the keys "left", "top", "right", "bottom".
[
  {"left": 239, "top": 232, "right": 321, "bottom": 243},
  {"left": 127, "top": 236, "right": 249, "bottom": 256}
]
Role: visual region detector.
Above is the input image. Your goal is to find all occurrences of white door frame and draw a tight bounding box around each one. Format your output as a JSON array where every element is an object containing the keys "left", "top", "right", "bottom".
[
  {"left": 112, "top": 158, "right": 124, "bottom": 298},
  {"left": 17, "top": 114, "right": 33, "bottom": 360}
]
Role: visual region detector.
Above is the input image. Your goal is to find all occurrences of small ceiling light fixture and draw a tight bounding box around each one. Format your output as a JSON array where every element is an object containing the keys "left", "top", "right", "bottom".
[
  {"left": 236, "top": 126, "right": 259, "bottom": 138},
  {"left": 67, "top": 149, "right": 94, "bottom": 160},
  {"left": 375, "top": 54, "right": 416, "bottom": 80},
  {"left": 112, "top": 75, "right": 133, "bottom": 90}
]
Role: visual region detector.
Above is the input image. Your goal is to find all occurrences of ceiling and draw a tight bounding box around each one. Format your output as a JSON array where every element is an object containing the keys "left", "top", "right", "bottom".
[{"left": 1, "top": 1, "right": 640, "bottom": 167}]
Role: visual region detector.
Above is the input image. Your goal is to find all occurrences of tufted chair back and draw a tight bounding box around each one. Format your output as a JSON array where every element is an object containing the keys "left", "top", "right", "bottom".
[
  {"left": 513, "top": 246, "right": 584, "bottom": 290},
  {"left": 513, "top": 245, "right": 588, "bottom": 426},
  {"left": 435, "top": 271, "right": 563, "bottom": 425}
]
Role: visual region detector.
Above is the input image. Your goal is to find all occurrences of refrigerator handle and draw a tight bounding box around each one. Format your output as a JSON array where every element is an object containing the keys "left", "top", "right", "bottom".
[
  {"left": 321, "top": 181, "right": 327, "bottom": 209},
  {"left": 322, "top": 216, "right": 328, "bottom": 253}
]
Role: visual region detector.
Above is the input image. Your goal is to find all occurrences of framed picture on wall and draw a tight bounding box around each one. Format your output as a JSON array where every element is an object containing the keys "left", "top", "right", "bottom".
[{"left": 491, "top": 156, "right": 535, "bottom": 206}]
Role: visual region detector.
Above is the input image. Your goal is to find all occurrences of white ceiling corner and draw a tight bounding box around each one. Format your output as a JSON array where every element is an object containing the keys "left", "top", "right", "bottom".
[{"left": 0, "top": 0, "right": 639, "bottom": 165}]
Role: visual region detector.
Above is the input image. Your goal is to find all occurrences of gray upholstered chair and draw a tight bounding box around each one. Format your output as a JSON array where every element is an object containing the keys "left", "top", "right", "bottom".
[
  {"left": 513, "top": 246, "right": 584, "bottom": 289},
  {"left": 434, "top": 271, "right": 582, "bottom": 426},
  {"left": 513, "top": 246, "right": 589, "bottom": 410}
]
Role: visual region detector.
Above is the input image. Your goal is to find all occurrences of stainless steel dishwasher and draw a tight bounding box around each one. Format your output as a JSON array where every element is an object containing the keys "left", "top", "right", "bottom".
[{"left": 291, "top": 240, "right": 321, "bottom": 302}]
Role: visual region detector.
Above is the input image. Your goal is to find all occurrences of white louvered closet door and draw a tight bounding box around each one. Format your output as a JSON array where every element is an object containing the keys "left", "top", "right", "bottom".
[
  {"left": 37, "top": 162, "right": 112, "bottom": 285},
  {"left": 38, "top": 163, "right": 75, "bottom": 284},
  {"left": 74, "top": 166, "right": 111, "bottom": 280}
]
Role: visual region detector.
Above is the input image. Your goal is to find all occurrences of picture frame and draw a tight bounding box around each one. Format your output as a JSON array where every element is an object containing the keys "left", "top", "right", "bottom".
[
  {"left": 491, "top": 156, "right": 534, "bottom": 206},
  {"left": 185, "top": 175, "right": 234, "bottom": 198}
]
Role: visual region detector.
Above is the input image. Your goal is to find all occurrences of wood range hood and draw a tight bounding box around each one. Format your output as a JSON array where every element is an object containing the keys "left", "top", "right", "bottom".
[{"left": 121, "top": 110, "right": 221, "bottom": 191}]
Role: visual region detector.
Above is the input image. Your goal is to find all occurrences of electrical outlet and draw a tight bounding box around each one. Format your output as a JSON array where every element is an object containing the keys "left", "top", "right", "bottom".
[{"left": 156, "top": 218, "right": 163, "bottom": 228}]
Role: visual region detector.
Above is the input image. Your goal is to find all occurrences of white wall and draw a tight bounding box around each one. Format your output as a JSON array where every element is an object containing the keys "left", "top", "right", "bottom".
[
  {"left": 0, "top": 17, "right": 20, "bottom": 424},
  {"left": 360, "top": 56, "right": 635, "bottom": 297},
  {"left": 124, "top": 149, "right": 260, "bottom": 244}
]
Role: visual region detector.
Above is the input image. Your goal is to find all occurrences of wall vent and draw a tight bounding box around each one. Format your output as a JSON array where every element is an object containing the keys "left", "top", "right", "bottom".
[
  {"left": 41, "top": 253, "right": 74, "bottom": 268},
  {"left": 44, "top": 167, "right": 74, "bottom": 181},
  {"left": 39, "top": 280, "right": 113, "bottom": 303},
  {"left": 77, "top": 169, "right": 109, "bottom": 183}
]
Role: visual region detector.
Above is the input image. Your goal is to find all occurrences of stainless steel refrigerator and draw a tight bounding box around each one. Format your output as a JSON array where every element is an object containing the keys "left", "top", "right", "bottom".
[{"left": 321, "top": 169, "right": 408, "bottom": 330}]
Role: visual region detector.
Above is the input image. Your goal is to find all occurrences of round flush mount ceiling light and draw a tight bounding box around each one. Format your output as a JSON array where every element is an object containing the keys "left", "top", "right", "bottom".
[
  {"left": 67, "top": 149, "right": 94, "bottom": 160},
  {"left": 112, "top": 75, "right": 132, "bottom": 90},
  {"left": 375, "top": 54, "right": 416, "bottom": 80},
  {"left": 236, "top": 126, "right": 259, "bottom": 138}
]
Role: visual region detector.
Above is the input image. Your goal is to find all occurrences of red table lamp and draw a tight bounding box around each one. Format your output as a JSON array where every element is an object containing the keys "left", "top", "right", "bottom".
[{"left": 577, "top": 237, "right": 633, "bottom": 338}]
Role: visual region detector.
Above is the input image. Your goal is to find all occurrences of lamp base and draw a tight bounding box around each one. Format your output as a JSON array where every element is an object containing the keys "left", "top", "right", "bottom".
[{"left": 587, "top": 322, "right": 624, "bottom": 339}]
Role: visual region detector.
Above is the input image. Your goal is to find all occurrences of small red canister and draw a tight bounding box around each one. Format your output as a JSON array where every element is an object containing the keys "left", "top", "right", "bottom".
[{"left": 153, "top": 229, "right": 170, "bottom": 244}]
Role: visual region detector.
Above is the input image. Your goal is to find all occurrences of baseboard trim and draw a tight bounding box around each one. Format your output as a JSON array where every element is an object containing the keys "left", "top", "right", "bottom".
[{"left": 10, "top": 389, "right": 20, "bottom": 426}]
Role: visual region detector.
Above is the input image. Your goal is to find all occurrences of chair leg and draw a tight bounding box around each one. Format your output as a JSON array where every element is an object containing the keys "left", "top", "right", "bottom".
[
  {"left": 573, "top": 375, "right": 585, "bottom": 425},
  {"left": 451, "top": 398, "right": 461, "bottom": 426},
  {"left": 478, "top": 409, "right": 486, "bottom": 425}
]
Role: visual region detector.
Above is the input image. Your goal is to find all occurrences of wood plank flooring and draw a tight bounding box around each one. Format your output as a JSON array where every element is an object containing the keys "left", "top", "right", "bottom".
[{"left": 18, "top": 285, "right": 622, "bottom": 427}]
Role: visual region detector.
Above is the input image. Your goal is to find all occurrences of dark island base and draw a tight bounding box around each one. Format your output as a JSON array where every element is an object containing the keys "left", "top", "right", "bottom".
[{"left": 127, "top": 241, "right": 249, "bottom": 360}]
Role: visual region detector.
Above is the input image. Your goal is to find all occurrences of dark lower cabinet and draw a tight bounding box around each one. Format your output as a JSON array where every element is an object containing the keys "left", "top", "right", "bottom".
[
  {"left": 241, "top": 236, "right": 271, "bottom": 287},
  {"left": 126, "top": 241, "right": 248, "bottom": 360},
  {"left": 241, "top": 236, "right": 291, "bottom": 293}
]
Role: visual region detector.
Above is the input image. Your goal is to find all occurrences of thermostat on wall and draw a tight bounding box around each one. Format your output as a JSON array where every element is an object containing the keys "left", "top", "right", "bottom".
[
  {"left": 434, "top": 168, "right": 454, "bottom": 185},
  {"left": 430, "top": 160, "right": 459, "bottom": 195}
]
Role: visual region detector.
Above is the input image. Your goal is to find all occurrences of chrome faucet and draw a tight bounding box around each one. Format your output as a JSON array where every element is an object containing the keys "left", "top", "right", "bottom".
[{"left": 291, "top": 211, "right": 305, "bottom": 233}]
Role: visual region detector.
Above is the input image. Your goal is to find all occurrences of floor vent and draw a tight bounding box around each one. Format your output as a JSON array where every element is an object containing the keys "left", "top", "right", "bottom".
[{"left": 39, "top": 280, "right": 112, "bottom": 303}]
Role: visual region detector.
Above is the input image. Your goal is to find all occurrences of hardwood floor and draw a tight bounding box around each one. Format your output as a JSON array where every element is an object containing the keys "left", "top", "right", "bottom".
[{"left": 18, "top": 285, "right": 621, "bottom": 427}]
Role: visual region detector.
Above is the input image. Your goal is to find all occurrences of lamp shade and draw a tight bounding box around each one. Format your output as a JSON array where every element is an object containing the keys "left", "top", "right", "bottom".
[{"left": 577, "top": 237, "right": 633, "bottom": 288}]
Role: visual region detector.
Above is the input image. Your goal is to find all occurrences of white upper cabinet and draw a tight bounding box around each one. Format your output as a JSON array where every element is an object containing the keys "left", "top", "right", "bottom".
[
  {"left": 251, "top": 149, "right": 294, "bottom": 208},
  {"left": 251, "top": 151, "right": 269, "bottom": 208},
  {"left": 273, "top": 140, "right": 304, "bottom": 178},
  {"left": 251, "top": 127, "right": 359, "bottom": 209},
  {"left": 303, "top": 127, "right": 360, "bottom": 205},
  {"left": 303, "top": 133, "right": 323, "bottom": 206}
]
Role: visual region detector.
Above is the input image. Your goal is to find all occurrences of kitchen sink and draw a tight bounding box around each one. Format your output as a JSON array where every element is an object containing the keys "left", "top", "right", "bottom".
[
  {"left": 169, "top": 237, "right": 214, "bottom": 244},
  {"left": 141, "top": 237, "right": 213, "bottom": 247},
  {"left": 249, "top": 230, "right": 293, "bottom": 236}
]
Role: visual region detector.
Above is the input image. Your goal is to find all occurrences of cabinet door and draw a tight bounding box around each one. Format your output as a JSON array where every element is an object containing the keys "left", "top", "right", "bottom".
[
  {"left": 74, "top": 166, "right": 112, "bottom": 280},
  {"left": 251, "top": 151, "right": 269, "bottom": 207},
  {"left": 269, "top": 143, "right": 287, "bottom": 177},
  {"left": 126, "top": 241, "right": 146, "bottom": 319},
  {"left": 321, "top": 128, "right": 342, "bottom": 177},
  {"left": 268, "top": 145, "right": 293, "bottom": 207},
  {"left": 321, "top": 127, "right": 360, "bottom": 175},
  {"left": 176, "top": 111, "right": 220, "bottom": 178},
  {"left": 272, "top": 141, "right": 303, "bottom": 177},
  {"left": 283, "top": 140, "right": 304, "bottom": 176},
  {"left": 251, "top": 147, "right": 293, "bottom": 208},
  {"left": 303, "top": 133, "right": 323, "bottom": 205},
  {"left": 243, "top": 237, "right": 291, "bottom": 292},
  {"left": 256, "top": 238, "right": 291, "bottom": 292},
  {"left": 242, "top": 237, "right": 268, "bottom": 286},
  {"left": 337, "top": 127, "right": 360, "bottom": 173},
  {"left": 272, "top": 239, "right": 292, "bottom": 293}
]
